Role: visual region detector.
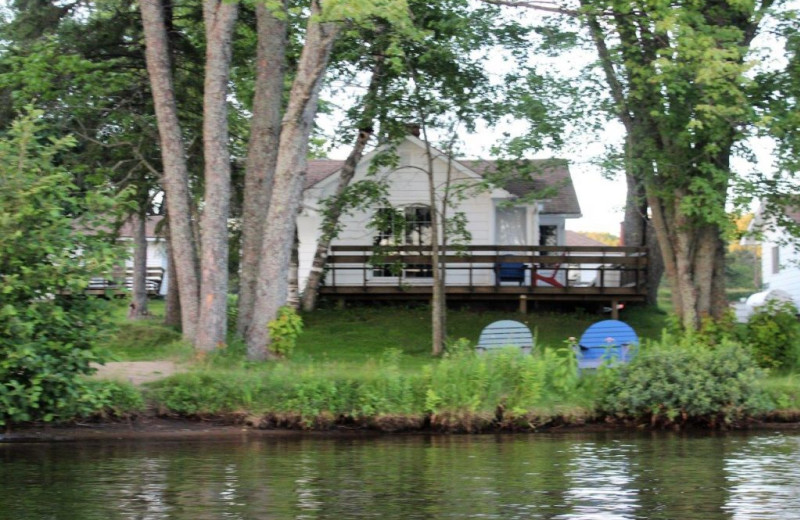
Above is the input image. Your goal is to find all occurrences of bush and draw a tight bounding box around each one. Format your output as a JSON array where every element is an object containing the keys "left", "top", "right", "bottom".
[
  {"left": 745, "top": 300, "right": 800, "bottom": 370},
  {"left": 267, "top": 306, "right": 303, "bottom": 357},
  {"left": 0, "top": 111, "right": 121, "bottom": 426},
  {"left": 598, "top": 334, "right": 768, "bottom": 426}
]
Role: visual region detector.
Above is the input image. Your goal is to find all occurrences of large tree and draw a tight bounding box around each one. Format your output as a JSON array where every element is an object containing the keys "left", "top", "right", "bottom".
[{"left": 490, "top": 0, "right": 787, "bottom": 328}]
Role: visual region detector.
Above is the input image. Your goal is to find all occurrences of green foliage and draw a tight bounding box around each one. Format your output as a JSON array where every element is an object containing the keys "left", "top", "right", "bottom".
[
  {"left": 87, "top": 380, "right": 147, "bottom": 418},
  {"left": 725, "top": 248, "right": 758, "bottom": 294},
  {"left": 422, "top": 348, "right": 557, "bottom": 417},
  {"left": 758, "top": 374, "right": 800, "bottom": 410},
  {"left": 150, "top": 343, "right": 582, "bottom": 428},
  {"left": 0, "top": 110, "right": 121, "bottom": 426},
  {"left": 598, "top": 334, "right": 768, "bottom": 426},
  {"left": 744, "top": 300, "right": 800, "bottom": 370},
  {"left": 267, "top": 306, "right": 304, "bottom": 357}
]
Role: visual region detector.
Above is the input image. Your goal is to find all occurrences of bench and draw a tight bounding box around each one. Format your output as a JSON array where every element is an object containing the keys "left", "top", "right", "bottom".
[
  {"left": 477, "top": 320, "right": 534, "bottom": 354},
  {"left": 575, "top": 319, "right": 637, "bottom": 369}
]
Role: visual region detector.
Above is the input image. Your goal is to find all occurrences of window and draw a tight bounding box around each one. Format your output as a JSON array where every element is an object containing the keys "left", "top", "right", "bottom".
[
  {"left": 495, "top": 207, "right": 526, "bottom": 245},
  {"left": 372, "top": 205, "right": 432, "bottom": 278}
]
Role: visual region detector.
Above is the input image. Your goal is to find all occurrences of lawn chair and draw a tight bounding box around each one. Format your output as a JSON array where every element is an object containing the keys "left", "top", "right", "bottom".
[
  {"left": 495, "top": 257, "right": 527, "bottom": 286},
  {"left": 532, "top": 261, "right": 564, "bottom": 287},
  {"left": 575, "top": 319, "right": 638, "bottom": 369},
  {"left": 477, "top": 320, "right": 534, "bottom": 355}
]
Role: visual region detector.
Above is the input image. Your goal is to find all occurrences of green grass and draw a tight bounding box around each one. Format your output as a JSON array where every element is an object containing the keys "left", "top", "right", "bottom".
[
  {"left": 96, "top": 300, "right": 193, "bottom": 362},
  {"left": 293, "top": 303, "right": 668, "bottom": 370},
  {"left": 97, "top": 299, "right": 669, "bottom": 368}
]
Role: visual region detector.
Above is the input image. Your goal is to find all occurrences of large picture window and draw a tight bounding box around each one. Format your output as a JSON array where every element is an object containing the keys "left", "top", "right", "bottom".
[{"left": 372, "top": 205, "right": 432, "bottom": 278}]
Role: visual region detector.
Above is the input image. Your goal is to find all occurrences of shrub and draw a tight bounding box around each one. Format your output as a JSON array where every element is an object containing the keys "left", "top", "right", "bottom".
[
  {"left": 598, "top": 334, "right": 768, "bottom": 426},
  {"left": 745, "top": 300, "right": 800, "bottom": 370},
  {"left": 268, "top": 306, "right": 303, "bottom": 357},
  {"left": 0, "top": 110, "right": 121, "bottom": 426}
]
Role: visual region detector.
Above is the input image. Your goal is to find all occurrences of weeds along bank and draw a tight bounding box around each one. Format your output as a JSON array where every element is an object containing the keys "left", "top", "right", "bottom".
[{"left": 45, "top": 335, "right": 795, "bottom": 434}]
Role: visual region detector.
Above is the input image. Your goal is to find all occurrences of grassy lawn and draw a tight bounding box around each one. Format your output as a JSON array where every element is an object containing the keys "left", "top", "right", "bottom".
[{"left": 99, "top": 299, "right": 668, "bottom": 370}]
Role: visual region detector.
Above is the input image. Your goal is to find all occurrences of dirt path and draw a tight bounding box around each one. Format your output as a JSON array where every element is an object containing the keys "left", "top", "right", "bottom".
[{"left": 91, "top": 361, "right": 184, "bottom": 386}]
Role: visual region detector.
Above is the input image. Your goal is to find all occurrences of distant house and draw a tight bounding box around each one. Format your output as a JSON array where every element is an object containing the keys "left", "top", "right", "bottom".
[
  {"left": 746, "top": 207, "right": 800, "bottom": 311},
  {"left": 87, "top": 215, "right": 168, "bottom": 296},
  {"left": 297, "top": 135, "right": 582, "bottom": 290}
]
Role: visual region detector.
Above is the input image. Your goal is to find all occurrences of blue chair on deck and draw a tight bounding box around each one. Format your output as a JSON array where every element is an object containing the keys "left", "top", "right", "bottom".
[
  {"left": 477, "top": 320, "right": 534, "bottom": 355},
  {"left": 495, "top": 257, "right": 526, "bottom": 286},
  {"left": 575, "top": 319, "right": 638, "bottom": 369}
]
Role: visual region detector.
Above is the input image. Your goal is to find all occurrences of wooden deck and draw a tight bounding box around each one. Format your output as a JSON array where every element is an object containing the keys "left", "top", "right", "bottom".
[{"left": 318, "top": 245, "right": 648, "bottom": 309}]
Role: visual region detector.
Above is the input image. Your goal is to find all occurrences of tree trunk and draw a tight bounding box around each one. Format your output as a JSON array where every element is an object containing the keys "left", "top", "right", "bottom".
[
  {"left": 245, "top": 3, "right": 339, "bottom": 360},
  {"left": 164, "top": 222, "right": 182, "bottom": 329},
  {"left": 420, "top": 127, "right": 445, "bottom": 357},
  {"left": 645, "top": 220, "right": 663, "bottom": 307},
  {"left": 300, "top": 128, "right": 373, "bottom": 312},
  {"left": 237, "top": 0, "right": 288, "bottom": 337},
  {"left": 139, "top": 0, "right": 200, "bottom": 341},
  {"left": 194, "top": 0, "right": 239, "bottom": 352},
  {"left": 622, "top": 137, "right": 663, "bottom": 305},
  {"left": 128, "top": 211, "right": 150, "bottom": 320},
  {"left": 300, "top": 37, "right": 385, "bottom": 313}
]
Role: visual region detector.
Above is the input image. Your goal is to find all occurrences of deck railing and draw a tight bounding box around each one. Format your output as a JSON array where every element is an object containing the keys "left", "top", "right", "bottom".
[
  {"left": 87, "top": 266, "right": 165, "bottom": 295},
  {"left": 320, "top": 245, "right": 648, "bottom": 302}
]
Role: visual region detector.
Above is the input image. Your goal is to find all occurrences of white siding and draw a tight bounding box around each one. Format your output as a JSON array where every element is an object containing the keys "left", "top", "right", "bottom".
[
  {"left": 761, "top": 227, "right": 800, "bottom": 308},
  {"left": 296, "top": 137, "right": 566, "bottom": 289}
]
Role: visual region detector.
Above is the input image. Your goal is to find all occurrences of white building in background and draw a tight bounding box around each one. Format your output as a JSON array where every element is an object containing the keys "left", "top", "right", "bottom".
[
  {"left": 747, "top": 208, "right": 800, "bottom": 311},
  {"left": 297, "top": 135, "right": 582, "bottom": 289},
  {"left": 133, "top": 136, "right": 584, "bottom": 297},
  {"left": 115, "top": 215, "right": 169, "bottom": 296}
]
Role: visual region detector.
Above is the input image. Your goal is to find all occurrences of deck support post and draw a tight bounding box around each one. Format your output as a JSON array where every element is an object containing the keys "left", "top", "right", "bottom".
[
  {"left": 519, "top": 295, "right": 527, "bottom": 314},
  {"left": 611, "top": 298, "right": 619, "bottom": 320},
  {"left": 336, "top": 298, "right": 346, "bottom": 310}
]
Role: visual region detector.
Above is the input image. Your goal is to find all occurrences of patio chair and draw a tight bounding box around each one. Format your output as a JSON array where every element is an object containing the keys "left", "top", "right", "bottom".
[
  {"left": 575, "top": 319, "right": 638, "bottom": 369},
  {"left": 495, "top": 257, "right": 527, "bottom": 286},
  {"left": 532, "top": 261, "right": 564, "bottom": 287},
  {"left": 477, "top": 320, "right": 534, "bottom": 355}
]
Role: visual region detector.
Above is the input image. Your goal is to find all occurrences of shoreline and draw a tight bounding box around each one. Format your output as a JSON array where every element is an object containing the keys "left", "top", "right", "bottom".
[{"left": 4, "top": 412, "right": 800, "bottom": 443}]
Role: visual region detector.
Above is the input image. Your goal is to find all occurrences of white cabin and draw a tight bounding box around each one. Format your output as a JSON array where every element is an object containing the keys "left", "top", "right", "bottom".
[{"left": 297, "top": 135, "right": 582, "bottom": 289}]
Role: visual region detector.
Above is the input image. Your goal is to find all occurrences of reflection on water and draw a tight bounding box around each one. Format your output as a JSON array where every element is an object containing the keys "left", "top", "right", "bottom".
[{"left": 2, "top": 431, "right": 800, "bottom": 519}]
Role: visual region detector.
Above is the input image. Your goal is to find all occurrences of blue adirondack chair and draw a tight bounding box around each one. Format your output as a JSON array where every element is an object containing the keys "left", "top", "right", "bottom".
[
  {"left": 575, "top": 319, "right": 638, "bottom": 369},
  {"left": 477, "top": 320, "right": 534, "bottom": 355},
  {"left": 495, "top": 256, "right": 526, "bottom": 286}
]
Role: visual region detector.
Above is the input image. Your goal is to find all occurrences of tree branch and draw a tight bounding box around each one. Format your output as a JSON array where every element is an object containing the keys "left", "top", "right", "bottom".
[{"left": 482, "top": 0, "right": 580, "bottom": 17}]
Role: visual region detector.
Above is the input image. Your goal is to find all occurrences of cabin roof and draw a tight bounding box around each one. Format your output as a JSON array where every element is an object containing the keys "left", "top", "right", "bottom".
[
  {"left": 306, "top": 153, "right": 581, "bottom": 216},
  {"left": 305, "top": 160, "right": 345, "bottom": 189},
  {"left": 462, "top": 159, "right": 580, "bottom": 216}
]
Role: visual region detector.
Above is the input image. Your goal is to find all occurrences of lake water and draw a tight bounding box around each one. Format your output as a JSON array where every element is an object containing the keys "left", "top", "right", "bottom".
[{"left": 2, "top": 430, "right": 800, "bottom": 519}]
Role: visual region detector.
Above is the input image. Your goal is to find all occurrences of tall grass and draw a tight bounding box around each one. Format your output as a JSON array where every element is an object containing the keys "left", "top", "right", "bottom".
[{"left": 149, "top": 346, "right": 586, "bottom": 431}]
